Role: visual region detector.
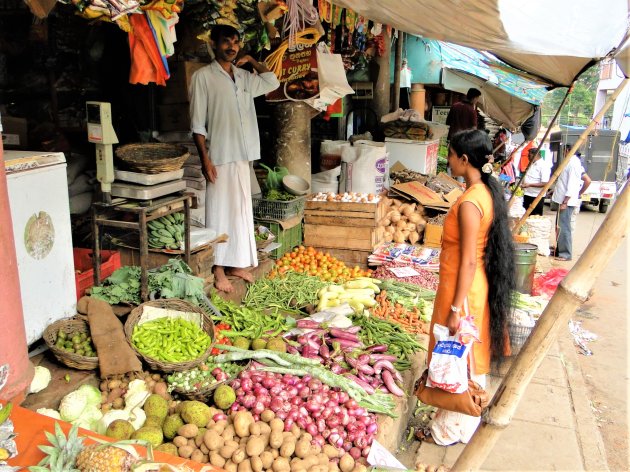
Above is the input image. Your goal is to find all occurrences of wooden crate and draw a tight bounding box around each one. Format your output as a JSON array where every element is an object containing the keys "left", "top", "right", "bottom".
[
  {"left": 304, "top": 200, "right": 386, "bottom": 227},
  {"left": 304, "top": 224, "right": 383, "bottom": 251},
  {"left": 311, "top": 247, "right": 371, "bottom": 270}
]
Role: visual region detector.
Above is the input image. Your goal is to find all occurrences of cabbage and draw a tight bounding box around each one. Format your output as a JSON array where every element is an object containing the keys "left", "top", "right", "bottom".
[
  {"left": 79, "top": 404, "right": 103, "bottom": 431},
  {"left": 29, "top": 366, "right": 51, "bottom": 394},
  {"left": 36, "top": 408, "right": 61, "bottom": 420},
  {"left": 76, "top": 384, "right": 102, "bottom": 406},
  {"left": 59, "top": 390, "right": 88, "bottom": 422},
  {"left": 96, "top": 410, "right": 130, "bottom": 435},
  {"left": 72, "top": 417, "right": 94, "bottom": 432}
]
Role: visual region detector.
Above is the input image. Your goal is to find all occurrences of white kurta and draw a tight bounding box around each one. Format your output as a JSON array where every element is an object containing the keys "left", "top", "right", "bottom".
[{"left": 206, "top": 160, "right": 258, "bottom": 268}]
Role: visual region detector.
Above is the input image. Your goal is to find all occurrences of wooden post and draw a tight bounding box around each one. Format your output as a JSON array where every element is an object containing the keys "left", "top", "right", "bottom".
[
  {"left": 508, "top": 87, "right": 573, "bottom": 210},
  {"left": 373, "top": 28, "right": 391, "bottom": 119},
  {"left": 274, "top": 101, "right": 313, "bottom": 185},
  {"left": 512, "top": 78, "right": 629, "bottom": 233},
  {"left": 392, "top": 32, "right": 404, "bottom": 111},
  {"left": 453, "top": 180, "right": 629, "bottom": 471}
]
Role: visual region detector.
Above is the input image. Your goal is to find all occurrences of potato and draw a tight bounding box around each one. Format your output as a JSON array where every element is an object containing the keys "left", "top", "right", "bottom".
[
  {"left": 204, "top": 430, "right": 224, "bottom": 451},
  {"left": 300, "top": 456, "right": 319, "bottom": 470},
  {"left": 272, "top": 457, "right": 290, "bottom": 472},
  {"left": 239, "top": 459, "right": 253, "bottom": 472},
  {"left": 112, "top": 398, "right": 124, "bottom": 409},
  {"left": 178, "top": 445, "right": 194, "bottom": 459},
  {"left": 269, "top": 418, "right": 284, "bottom": 432},
  {"left": 187, "top": 439, "right": 196, "bottom": 448},
  {"left": 191, "top": 449, "right": 204, "bottom": 463},
  {"left": 301, "top": 433, "right": 312, "bottom": 442},
  {"left": 232, "top": 447, "right": 247, "bottom": 464},
  {"left": 173, "top": 436, "right": 188, "bottom": 448},
  {"left": 280, "top": 440, "right": 295, "bottom": 458},
  {"left": 260, "top": 450, "right": 274, "bottom": 469},
  {"left": 290, "top": 424, "right": 301, "bottom": 438},
  {"left": 234, "top": 411, "right": 254, "bottom": 438},
  {"left": 294, "top": 439, "right": 310, "bottom": 459},
  {"left": 200, "top": 443, "right": 210, "bottom": 454},
  {"left": 271, "top": 449, "right": 279, "bottom": 459},
  {"left": 309, "top": 445, "right": 322, "bottom": 456},
  {"left": 225, "top": 460, "right": 238, "bottom": 472},
  {"left": 317, "top": 453, "right": 329, "bottom": 465},
  {"left": 269, "top": 431, "right": 284, "bottom": 449},
  {"left": 208, "top": 407, "right": 221, "bottom": 418},
  {"left": 250, "top": 456, "right": 264, "bottom": 472},
  {"left": 203, "top": 454, "right": 209, "bottom": 463},
  {"left": 210, "top": 452, "right": 227, "bottom": 468},
  {"left": 220, "top": 445, "right": 238, "bottom": 460},
  {"left": 240, "top": 436, "right": 249, "bottom": 447},
  {"left": 223, "top": 424, "right": 236, "bottom": 442},
  {"left": 178, "top": 423, "right": 199, "bottom": 439},
  {"left": 260, "top": 434, "right": 270, "bottom": 448},
  {"left": 261, "top": 410, "right": 275, "bottom": 423},
  {"left": 310, "top": 467, "right": 326, "bottom": 472},
  {"left": 282, "top": 432, "right": 294, "bottom": 441},
  {"left": 246, "top": 436, "right": 266, "bottom": 457},
  {"left": 339, "top": 454, "right": 355, "bottom": 472},
  {"left": 351, "top": 464, "right": 367, "bottom": 472},
  {"left": 328, "top": 463, "right": 340, "bottom": 472},
  {"left": 226, "top": 440, "right": 240, "bottom": 448},
  {"left": 106, "top": 387, "right": 123, "bottom": 403},
  {"left": 213, "top": 420, "right": 228, "bottom": 435},
  {"left": 153, "top": 381, "right": 168, "bottom": 397},
  {"left": 258, "top": 422, "right": 272, "bottom": 435},
  {"left": 195, "top": 434, "right": 205, "bottom": 448},
  {"left": 323, "top": 445, "right": 341, "bottom": 459},
  {"left": 249, "top": 422, "right": 262, "bottom": 436}
]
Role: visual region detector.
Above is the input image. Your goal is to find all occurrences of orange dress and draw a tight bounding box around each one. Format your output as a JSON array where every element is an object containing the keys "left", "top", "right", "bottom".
[{"left": 428, "top": 183, "right": 494, "bottom": 375}]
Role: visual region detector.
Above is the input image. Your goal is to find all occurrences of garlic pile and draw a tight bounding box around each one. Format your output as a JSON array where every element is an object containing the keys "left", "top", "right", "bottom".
[
  {"left": 379, "top": 198, "right": 427, "bottom": 245},
  {"left": 310, "top": 192, "right": 381, "bottom": 203}
]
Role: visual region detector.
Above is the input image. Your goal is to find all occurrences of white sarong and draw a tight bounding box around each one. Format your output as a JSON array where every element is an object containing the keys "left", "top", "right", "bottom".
[{"left": 205, "top": 160, "right": 258, "bottom": 268}]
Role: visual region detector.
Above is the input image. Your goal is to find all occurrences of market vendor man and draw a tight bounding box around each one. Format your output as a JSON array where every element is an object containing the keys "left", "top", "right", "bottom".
[{"left": 190, "top": 25, "right": 280, "bottom": 293}]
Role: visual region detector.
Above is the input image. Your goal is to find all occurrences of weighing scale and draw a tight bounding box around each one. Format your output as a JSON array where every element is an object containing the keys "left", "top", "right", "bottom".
[{"left": 86, "top": 101, "right": 186, "bottom": 203}]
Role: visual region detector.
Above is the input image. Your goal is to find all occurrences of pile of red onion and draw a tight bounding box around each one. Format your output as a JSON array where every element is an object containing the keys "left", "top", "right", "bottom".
[{"left": 229, "top": 369, "right": 376, "bottom": 459}]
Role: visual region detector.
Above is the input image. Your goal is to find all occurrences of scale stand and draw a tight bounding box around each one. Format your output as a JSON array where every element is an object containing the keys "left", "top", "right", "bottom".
[{"left": 86, "top": 101, "right": 118, "bottom": 205}]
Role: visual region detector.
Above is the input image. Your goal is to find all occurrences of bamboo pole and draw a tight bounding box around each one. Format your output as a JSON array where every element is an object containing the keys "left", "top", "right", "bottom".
[
  {"left": 452, "top": 180, "right": 629, "bottom": 471},
  {"left": 507, "top": 86, "right": 573, "bottom": 210},
  {"left": 512, "top": 78, "right": 630, "bottom": 233}
]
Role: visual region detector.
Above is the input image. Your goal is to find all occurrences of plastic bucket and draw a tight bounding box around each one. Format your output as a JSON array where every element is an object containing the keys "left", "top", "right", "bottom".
[{"left": 514, "top": 243, "right": 538, "bottom": 294}]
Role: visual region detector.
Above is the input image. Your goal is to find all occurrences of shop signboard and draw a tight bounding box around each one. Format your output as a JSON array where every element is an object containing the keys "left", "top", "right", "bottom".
[
  {"left": 432, "top": 106, "right": 450, "bottom": 124},
  {"left": 266, "top": 45, "right": 319, "bottom": 102}
]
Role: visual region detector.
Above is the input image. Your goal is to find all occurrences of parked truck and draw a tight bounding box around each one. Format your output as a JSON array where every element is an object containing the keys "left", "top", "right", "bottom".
[{"left": 550, "top": 127, "right": 621, "bottom": 213}]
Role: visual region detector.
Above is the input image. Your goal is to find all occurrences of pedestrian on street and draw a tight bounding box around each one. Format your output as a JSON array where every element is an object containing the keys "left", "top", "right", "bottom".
[
  {"left": 189, "top": 25, "right": 280, "bottom": 293},
  {"left": 445, "top": 88, "right": 482, "bottom": 142},
  {"left": 425, "top": 130, "right": 516, "bottom": 446},
  {"left": 552, "top": 145, "right": 591, "bottom": 261},
  {"left": 522, "top": 148, "right": 551, "bottom": 216}
]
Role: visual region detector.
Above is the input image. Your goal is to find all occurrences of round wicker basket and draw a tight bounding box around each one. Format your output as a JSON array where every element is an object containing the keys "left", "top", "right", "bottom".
[
  {"left": 43, "top": 316, "right": 99, "bottom": 370},
  {"left": 172, "top": 361, "right": 250, "bottom": 402},
  {"left": 115, "top": 143, "right": 190, "bottom": 174},
  {"left": 124, "top": 299, "right": 215, "bottom": 373}
]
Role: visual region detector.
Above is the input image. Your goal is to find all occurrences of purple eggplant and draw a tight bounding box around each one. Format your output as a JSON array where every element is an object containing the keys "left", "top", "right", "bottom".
[
  {"left": 372, "top": 359, "right": 397, "bottom": 375},
  {"left": 368, "top": 354, "right": 398, "bottom": 362},
  {"left": 345, "top": 326, "right": 361, "bottom": 334},
  {"left": 296, "top": 319, "right": 321, "bottom": 329},
  {"left": 329, "top": 328, "right": 361, "bottom": 342},
  {"left": 319, "top": 344, "right": 331, "bottom": 359},
  {"left": 366, "top": 344, "right": 388, "bottom": 353},
  {"left": 345, "top": 374, "right": 375, "bottom": 394},
  {"left": 382, "top": 370, "right": 404, "bottom": 397}
]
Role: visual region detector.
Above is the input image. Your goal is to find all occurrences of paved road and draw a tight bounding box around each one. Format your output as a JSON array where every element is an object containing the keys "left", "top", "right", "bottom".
[{"left": 556, "top": 204, "right": 629, "bottom": 471}]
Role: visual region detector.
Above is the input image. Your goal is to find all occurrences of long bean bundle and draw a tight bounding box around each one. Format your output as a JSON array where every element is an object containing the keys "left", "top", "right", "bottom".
[{"left": 243, "top": 272, "right": 329, "bottom": 311}]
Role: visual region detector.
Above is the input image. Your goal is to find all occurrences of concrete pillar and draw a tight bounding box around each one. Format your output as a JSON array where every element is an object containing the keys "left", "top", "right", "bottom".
[
  {"left": 0, "top": 132, "right": 34, "bottom": 403},
  {"left": 273, "top": 101, "right": 312, "bottom": 186},
  {"left": 372, "top": 29, "right": 391, "bottom": 120}
]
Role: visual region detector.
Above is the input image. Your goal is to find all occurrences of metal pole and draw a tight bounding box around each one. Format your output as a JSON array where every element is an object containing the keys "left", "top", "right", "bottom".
[
  {"left": 508, "top": 86, "right": 573, "bottom": 210},
  {"left": 512, "top": 78, "right": 630, "bottom": 233},
  {"left": 453, "top": 180, "right": 629, "bottom": 471}
]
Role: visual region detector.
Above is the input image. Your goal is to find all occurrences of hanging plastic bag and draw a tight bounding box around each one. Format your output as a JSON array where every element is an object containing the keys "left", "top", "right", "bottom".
[
  {"left": 532, "top": 268, "right": 569, "bottom": 298},
  {"left": 305, "top": 43, "right": 355, "bottom": 111},
  {"left": 427, "top": 314, "right": 479, "bottom": 394},
  {"left": 259, "top": 164, "right": 289, "bottom": 191}
]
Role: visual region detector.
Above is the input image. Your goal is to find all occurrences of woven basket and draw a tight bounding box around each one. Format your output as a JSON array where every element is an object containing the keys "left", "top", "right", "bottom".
[
  {"left": 43, "top": 315, "right": 99, "bottom": 370},
  {"left": 124, "top": 299, "right": 215, "bottom": 372},
  {"left": 115, "top": 143, "right": 190, "bottom": 174},
  {"left": 172, "top": 361, "right": 250, "bottom": 402}
]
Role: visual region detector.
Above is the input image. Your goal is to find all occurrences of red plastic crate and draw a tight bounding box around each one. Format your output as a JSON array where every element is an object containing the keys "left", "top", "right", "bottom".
[{"left": 73, "top": 248, "right": 121, "bottom": 300}]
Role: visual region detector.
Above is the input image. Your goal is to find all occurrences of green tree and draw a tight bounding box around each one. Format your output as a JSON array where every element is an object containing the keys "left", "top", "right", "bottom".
[{"left": 541, "top": 64, "right": 599, "bottom": 127}]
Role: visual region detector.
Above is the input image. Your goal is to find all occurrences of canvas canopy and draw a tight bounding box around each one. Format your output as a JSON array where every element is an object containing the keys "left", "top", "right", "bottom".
[{"left": 335, "top": 0, "right": 630, "bottom": 87}]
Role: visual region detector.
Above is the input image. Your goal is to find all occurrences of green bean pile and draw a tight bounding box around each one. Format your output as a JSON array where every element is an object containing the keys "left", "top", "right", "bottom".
[
  {"left": 243, "top": 272, "right": 329, "bottom": 311},
  {"left": 131, "top": 317, "right": 211, "bottom": 362}
]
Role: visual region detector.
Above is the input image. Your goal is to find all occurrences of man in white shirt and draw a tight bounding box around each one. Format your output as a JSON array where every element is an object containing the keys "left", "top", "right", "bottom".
[
  {"left": 551, "top": 146, "right": 591, "bottom": 261},
  {"left": 522, "top": 148, "right": 550, "bottom": 216},
  {"left": 189, "top": 25, "right": 280, "bottom": 293}
]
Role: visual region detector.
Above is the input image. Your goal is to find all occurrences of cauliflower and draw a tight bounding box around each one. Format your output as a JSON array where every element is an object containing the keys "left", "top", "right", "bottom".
[
  {"left": 76, "top": 384, "right": 102, "bottom": 406},
  {"left": 59, "top": 390, "right": 88, "bottom": 422},
  {"left": 128, "top": 406, "right": 147, "bottom": 430},
  {"left": 36, "top": 408, "right": 61, "bottom": 420},
  {"left": 29, "top": 366, "right": 51, "bottom": 394}
]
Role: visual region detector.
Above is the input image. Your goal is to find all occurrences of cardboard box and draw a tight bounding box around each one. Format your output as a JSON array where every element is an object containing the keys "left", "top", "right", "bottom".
[
  {"left": 1, "top": 116, "right": 28, "bottom": 149},
  {"left": 424, "top": 223, "right": 444, "bottom": 248},
  {"left": 385, "top": 138, "right": 439, "bottom": 175},
  {"left": 158, "top": 103, "right": 191, "bottom": 132},
  {"left": 391, "top": 181, "right": 450, "bottom": 208},
  {"left": 160, "top": 61, "right": 208, "bottom": 105}
]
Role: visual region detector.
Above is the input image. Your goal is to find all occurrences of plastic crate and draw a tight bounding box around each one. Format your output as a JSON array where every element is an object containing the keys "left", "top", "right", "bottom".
[
  {"left": 255, "top": 219, "right": 303, "bottom": 259},
  {"left": 508, "top": 322, "right": 534, "bottom": 355},
  {"left": 252, "top": 196, "right": 306, "bottom": 220},
  {"left": 73, "top": 248, "right": 121, "bottom": 300}
]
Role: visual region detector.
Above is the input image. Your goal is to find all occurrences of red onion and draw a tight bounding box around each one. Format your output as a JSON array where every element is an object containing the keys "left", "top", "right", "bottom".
[
  {"left": 320, "top": 407, "right": 332, "bottom": 419},
  {"left": 362, "top": 446, "right": 371, "bottom": 458},
  {"left": 341, "top": 410, "right": 350, "bottom": 426},
  {"left": 366, "top": 422, "right": 378, "bottom": 434},
  {"left": 284, "top": 418, "right": 294, "bottom": 431},
  {"left": 326, "top": 416, "right": 340, "bottom": 428},
  {"left": 242, "top": 394, "right": 256, "bottom": 409},
  {"left": 287, "top": 386, "right": 298, "bottom": 398},
  {"left": 230, "top": 404, "right": 239, "bottom": 412},
  {"left": 240, "top": 370, "right": 252, "bottom": 380},
  {"left": 355, "top": 434, "right": 368, "bottom": 448},
  {"left": 240, "top": 378, "right": 253, "bottom": 392},
  {"left": 343, "top": 441, "right": 353, "bottom": 452},
  {"left": 308, "top": 379, "right": 322, "bottom": 391},
  {"left": 317, "top": 418, "right": 326, "bottom": 432},
  {"left": 270, "top": 385, "right": 283, "bottom": 396},
  {"left": 299, "top": 406, "right": 309, "bottom": 417},
  {"left": 290, "top": 397, "right": 301, "bottom": 406},
  {"left": 345, "top": 399, "right": 358, "bottom": 409},
  {"left": 213, "top": 413, "right": 227, "bottom": 421},
  {"left": 302, "top": 375, "right": 312, "bottom": 383},
  {"left": 299, "top": 387, "right": 310, "bottom": 398},
  {"left": 305, "top": 401, "right": 321, "bottom": 413},
  {"left": 306, "top": 423, "right": 318, "bottom": 436},
  {"left": 253, "top": 386, "right": 268, "bottom": 397},
  {"left": 312, "top": 435, "right": 325, "bottom": 447},
  {"left": 231, "top": 380, "right": 241, "bottom": 390},
  {"left": 269, "top": 398, "right": 283, "bottom": 412},
  {"left": 283, "top": 374, "right": 297, "bottom": 385},
  {"left": 276, "top": 410, "right": 287, "bottom": 420},
  {"left": 296, "top": 417, "right": 308, "bottom": 430},
  {"left": 329, "top": 433, "right": 341, "bottom": 447},
  {"left": 349, "top": 447, "right": 361, "bottom": 459},
  {"left": 235, "top": 387, "right": 245, "bottom": 397},
  {"left": 253, "top": 401, "right": 265, "bottom": 415},
  {"left": 338, "top": 392, "right": 349, "bottom": 403},
  {"left": 253, "top": 414, "right": 260, "bottom": 421},
  {"left": 322, "top": 429, "right": 331, "bottom": 439}
]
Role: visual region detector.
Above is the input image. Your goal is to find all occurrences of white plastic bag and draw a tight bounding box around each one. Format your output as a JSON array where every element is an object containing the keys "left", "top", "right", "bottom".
[
  {"left": 427, "top": 315, "right": 479, "bottom": 394},
  {"left": 339, "top": 141, "right": 389, "bottom": 194},
  {"left": 305, "top": 43, "right": 355, "bottom": 111}
]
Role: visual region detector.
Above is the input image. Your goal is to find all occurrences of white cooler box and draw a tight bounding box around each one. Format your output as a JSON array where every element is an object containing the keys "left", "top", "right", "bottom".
[{"left": 385, "top": 138, "right": 439, "bottom": 175}]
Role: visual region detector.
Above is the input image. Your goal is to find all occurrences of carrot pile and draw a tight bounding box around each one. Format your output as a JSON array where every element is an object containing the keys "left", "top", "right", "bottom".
[{"left": 372, "top": 290, "right": 429, "bottom": 335}]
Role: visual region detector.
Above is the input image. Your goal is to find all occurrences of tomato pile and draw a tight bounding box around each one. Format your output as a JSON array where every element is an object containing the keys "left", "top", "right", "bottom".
[
  {"left": 210, "top": 322, "right": 232, "bottom": 355},
  {"left": 269, "top": 246, "right": 372, "bottom": 282}
]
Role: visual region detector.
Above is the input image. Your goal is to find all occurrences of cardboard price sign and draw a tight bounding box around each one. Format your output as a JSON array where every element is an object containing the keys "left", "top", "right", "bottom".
[{"left": 267, "top": 45, "right": 319, "bottom": 102}]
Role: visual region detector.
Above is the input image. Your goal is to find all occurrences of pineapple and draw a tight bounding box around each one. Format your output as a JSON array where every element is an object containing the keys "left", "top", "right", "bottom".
[
  {"left": 28, "top": 422, "right": 84, "bottom": 472},
  {"left": 75, "top": 444, "right": 136, "bottom": 472}
]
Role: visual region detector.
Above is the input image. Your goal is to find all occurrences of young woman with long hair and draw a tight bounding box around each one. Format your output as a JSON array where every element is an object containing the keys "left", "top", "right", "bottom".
[{"left": 425, "top": 129, "right": 516, "bottom": 445}]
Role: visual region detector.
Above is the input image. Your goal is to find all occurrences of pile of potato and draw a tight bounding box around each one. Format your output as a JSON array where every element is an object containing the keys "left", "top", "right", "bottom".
[
  {"left": 171, "top": 407, "right": 367, "bottom": 472},
  {"left": 379, "top": 198, "right": 427, "bottom": 245},
  {"left": 98, "top": 371, "right": 175, "bottom": 413}
]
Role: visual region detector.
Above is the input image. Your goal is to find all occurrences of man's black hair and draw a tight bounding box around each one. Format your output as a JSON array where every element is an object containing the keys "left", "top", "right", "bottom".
[
  {"left": 211, "top": 25, "right": 240, "bottom": 44},
  {"left": 466, "top": 88, "right": 482, "bottom": 100}
]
